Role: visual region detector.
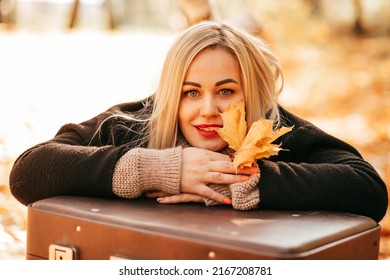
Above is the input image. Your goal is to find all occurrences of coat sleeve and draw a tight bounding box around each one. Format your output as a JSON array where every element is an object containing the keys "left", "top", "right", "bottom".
[
  {"left": 258, "top": 109, "right": 388, "bottom": 223},
  {"left": 9, "top": 102, "right": 141, "bottom": 206}
]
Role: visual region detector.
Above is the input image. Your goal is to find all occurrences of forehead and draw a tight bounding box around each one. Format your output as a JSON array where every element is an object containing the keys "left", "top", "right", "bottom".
[{"left": 185, "top": 47, "right": 241, "bottom": 82}]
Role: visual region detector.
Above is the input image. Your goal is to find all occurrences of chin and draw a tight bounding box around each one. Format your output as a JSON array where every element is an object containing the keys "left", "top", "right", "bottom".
[{"left": 193, "top": 141, "right": 227, "bottom": 152}]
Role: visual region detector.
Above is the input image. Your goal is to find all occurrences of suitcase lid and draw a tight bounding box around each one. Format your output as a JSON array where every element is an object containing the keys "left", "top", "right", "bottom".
[{"left": 29, "top": 196, "right": 378, "bottom": 257}]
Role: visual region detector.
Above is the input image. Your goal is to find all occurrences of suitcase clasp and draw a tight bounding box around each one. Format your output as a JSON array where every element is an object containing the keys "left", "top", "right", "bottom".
[{"left": 49, "top": 244, "right": 77, "bottom": 260}]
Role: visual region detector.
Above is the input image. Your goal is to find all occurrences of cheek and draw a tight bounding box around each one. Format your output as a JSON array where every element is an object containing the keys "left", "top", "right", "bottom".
[
  {"left": 178, "top": 104, "right": 191, "bottom": 132},
  {"left": 178, "top": 106, "right": 186, "bottom": 126},
  {"left": 178, "top": 101, "right": 196, "bottom": 124},
  {"left": 220, "top": 97, "right": 243, "bottom": 112},
  {"left": 221, "top": 93, "right": 244, "bottom": 113}
]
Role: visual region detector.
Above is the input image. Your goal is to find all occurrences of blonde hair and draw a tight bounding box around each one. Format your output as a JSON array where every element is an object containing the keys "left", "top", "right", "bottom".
[
  {"left": 101, "top": 21, "right": 283, "bottom": 149},
  {"left": 148, "top": 21, "right": 283, "bottom": 149}
]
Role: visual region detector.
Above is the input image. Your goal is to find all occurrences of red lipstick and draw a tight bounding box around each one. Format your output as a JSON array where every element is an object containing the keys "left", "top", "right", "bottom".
[{"left": 194, "top": 124, "right": 222, "bottom": 138}]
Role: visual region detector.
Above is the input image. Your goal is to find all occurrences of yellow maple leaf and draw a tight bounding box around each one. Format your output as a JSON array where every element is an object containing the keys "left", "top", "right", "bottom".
[
  {"left": 233, "top": 119, "right": 292, "bottom": 170},
  {"left": 216, "top": 100, "right": 293, "bottom": 171},
  {"left": 215, "top": 100, "right": 247, "bottom": 152}
]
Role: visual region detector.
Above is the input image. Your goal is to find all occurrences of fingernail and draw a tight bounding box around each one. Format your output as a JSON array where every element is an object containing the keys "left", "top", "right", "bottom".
[
  {"left": 240, "top": 176, "right": 250, "bottom": 182},
  {"left": 250, "top": 166, "right": 259, "bottom": 173},
  {"left": 157, "top": 197, "right": 164, "bottom": 202},
  {"left": 223, "top": 197, "right": 232, "bottom": 205}
]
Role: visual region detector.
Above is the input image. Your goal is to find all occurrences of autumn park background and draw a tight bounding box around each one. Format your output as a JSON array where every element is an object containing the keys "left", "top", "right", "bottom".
[{"left": 0, "top": 0, "right": 389, "bottom": 259}]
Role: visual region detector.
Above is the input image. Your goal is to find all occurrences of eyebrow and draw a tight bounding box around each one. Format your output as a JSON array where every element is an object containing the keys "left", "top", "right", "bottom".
[
  {"left": 183, "top": 81, "right": 201, "bottom": 87},
  {"left": 183, "top": 78, "right": 238, "bottom": 88},
  {"left": 215, "top": 78, "right": 238, "bottom": 87}
]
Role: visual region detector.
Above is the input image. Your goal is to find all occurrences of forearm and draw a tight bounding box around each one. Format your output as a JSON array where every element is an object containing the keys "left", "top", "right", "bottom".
[
  {"left": 9, "top": 142, "right": 124, "bottom": 205},
  {"left": 258, "top": 159, "right": 388, "bottom": 222},
  {"left": 112, "top": 147, "right": 182, "bottom": 199}
]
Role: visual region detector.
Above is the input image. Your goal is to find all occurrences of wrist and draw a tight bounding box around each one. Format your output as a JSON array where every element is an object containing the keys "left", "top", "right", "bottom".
[
  {"left": 112, "top": 147, "right": 182, "bottom": 199},
  {"left": 137, "top": 147, "right": 182, "bottom": 194},
  {"left": 230, "top": 173, "right": 260, "bottom": 210}
]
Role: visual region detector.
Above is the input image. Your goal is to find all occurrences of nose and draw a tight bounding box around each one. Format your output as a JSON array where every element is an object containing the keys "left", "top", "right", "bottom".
[{"left": 200, "top": 94, "right": 219, "bottom": 117}]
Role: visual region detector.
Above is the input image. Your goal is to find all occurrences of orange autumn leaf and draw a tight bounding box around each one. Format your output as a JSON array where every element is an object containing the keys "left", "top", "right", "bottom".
[
  {"left": 216, "top": 100, "right": 293, "bottom": 171},
  {"left": 234, "top": 119, "right": 293, "bottom": 170},
  {"left": 215, "top": 100, "right": 247, "bottom": 151}
]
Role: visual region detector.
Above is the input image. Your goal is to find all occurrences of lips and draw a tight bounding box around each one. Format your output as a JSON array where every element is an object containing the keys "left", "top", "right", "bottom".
[{"left": 194, "top": 124, "right": 222, "bottom": 137}]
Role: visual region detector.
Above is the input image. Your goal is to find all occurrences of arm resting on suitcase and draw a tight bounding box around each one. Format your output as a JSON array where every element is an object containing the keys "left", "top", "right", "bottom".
[{"left": 112, "top": 147, "right": 182, "bottom": 199}]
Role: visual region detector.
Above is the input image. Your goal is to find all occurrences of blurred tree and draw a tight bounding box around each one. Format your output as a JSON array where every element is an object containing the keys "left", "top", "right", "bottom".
[
  {"left": 0, "top": 0, "right": 16, "bottom": 28},
  {"left": 304, "top": 0, "right": 322, "bottom": 15},
  {"left": 353, "top": 0, "right": 365, "bottom": 36},
  {"left": 174, "top": 0, "right": 264, "bottom": 38},
  {"left": 68, "top": 0, "right": 80, "bottom": 28},
  {"left": 176, "top": 0, "right": 212, "bottom": 27},
  {"left": 69, "top": 0, "right": 116, "bottom": 29}
]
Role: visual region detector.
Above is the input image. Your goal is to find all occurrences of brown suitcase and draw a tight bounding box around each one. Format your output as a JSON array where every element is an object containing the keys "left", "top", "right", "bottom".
[{"left": 26, "top": 196, "right": 380, "bottom": 260}]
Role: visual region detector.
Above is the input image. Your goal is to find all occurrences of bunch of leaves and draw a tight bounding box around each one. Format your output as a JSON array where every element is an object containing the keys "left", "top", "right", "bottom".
[{"left": 216, "top": 100, "right": 292, "bottom": 171}]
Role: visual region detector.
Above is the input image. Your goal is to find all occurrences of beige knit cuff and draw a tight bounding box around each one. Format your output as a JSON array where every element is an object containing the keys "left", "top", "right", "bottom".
[
  {"left": 203, "top": 184, "right": 232, "bottom": 206},
  {"left": 230, "top": 173, "right": 260, "bottom": 210},
  {"left": 112, "top": 147, "right": 182, "bottom": 199}
]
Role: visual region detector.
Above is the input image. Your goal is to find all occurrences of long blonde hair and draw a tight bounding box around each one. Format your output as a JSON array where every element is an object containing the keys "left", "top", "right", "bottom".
[{"left": 147, "top": 21, "right": 283, "bottom": 149}]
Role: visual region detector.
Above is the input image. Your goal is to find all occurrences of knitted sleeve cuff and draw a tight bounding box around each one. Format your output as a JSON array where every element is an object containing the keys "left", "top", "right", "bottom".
[
  {"left": 230, "top": 173, "right": 260, "bottom": 210},
  {"left": 112, "top": 147, "right": 182, "bottom": 199},
  {"left": 203, "top": 184, "right": 232, "bottom": 206}
]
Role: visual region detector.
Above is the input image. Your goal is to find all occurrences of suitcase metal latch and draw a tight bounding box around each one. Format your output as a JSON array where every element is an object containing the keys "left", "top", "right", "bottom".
[{"left": 49, "top": 244, "right": 77, "bottom": 260}]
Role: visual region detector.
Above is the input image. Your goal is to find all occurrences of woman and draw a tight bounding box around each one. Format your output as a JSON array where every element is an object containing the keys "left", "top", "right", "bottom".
[{"left": 9, "top": 21, "right": 388, "bottom": 222}]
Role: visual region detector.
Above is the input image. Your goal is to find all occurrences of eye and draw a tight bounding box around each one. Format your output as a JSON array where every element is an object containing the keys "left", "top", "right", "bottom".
[
  {"left": 219, "top": 89, "right": 234, "bottom": 96},
  {"left": 184, "top": 90, "right": 199, "bottom": 98}
]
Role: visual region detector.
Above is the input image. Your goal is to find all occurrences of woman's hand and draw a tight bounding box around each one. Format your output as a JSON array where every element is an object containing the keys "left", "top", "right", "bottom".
[
  {"left": 153, "top": 147, "right": 259, "bottom": 205},
  {"left": 145, "top": 191, "right": 203, "bottom": 203}
]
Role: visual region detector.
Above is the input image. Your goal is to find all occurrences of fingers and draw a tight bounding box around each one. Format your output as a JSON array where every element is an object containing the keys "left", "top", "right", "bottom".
[
  {"left": 157, "top": 185, "right": 232, "bottom": 206},
  {"left": 205, "top": 161, "right": 259, "bottom": 185},
  {"left": 204, "top": 172, "right": 251, "bottom": 185},
  {"left": 157, "top": 193, "right": 204, "bottom": 204},
  {"left": 239, "top": 166, "right": 260, "bottom": 175},
  {"left": 207, "top": 161, "right": 259, "bottom": 175},
  {"left": 208, "top": 151, "right": 233, "bottom": 162},
  {"left": 157, "top": 190, "right": 231, "bottom": 205},
  {"left": 180, "top": 147, "right": 259, "bottom": 202},
  {"left": 195, "top": 185, "right": 231, "bottom": 205}
]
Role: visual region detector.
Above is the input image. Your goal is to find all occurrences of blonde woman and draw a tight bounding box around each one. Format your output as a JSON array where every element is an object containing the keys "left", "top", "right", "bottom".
[{"left": 10, "top": 21, "right": 387, "bottom": 222}]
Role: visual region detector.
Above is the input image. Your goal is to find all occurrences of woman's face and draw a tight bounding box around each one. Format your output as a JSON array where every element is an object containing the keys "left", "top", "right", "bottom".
[{"left": 178, "top": 47, "right": 244, "bottom": 151}]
